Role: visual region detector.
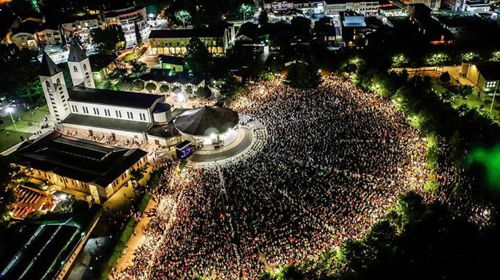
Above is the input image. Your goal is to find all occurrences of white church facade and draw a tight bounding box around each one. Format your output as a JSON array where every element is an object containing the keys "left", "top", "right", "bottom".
[{"left": 39, "top": 41, "right": 175, "bottom": 147}]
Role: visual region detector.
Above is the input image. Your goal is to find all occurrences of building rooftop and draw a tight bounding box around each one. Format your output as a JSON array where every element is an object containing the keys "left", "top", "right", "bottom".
[
  {"left": 149, "top": 28, "right": 225, "bottom": 39},
  {"left": 0, "top": 216, "right": 95, "bottom": 280},
  {"left": 159, "top": 55, "right": 185, "bottom": 65},
  {"left": 476, "top": 62, "right": 500, "bottom": 81},
  {"left": 37, "top": 21, "right": 60, "bottom": 31},
  {"left": 13, "top": 131, "right": 147, "bottom": 187},
  {"left": 140, "top": 69, "right": 204, "bottom": 85},
  {"left": 68, "top": 39, "right": 87, "bottom": 62},
  {"left": 325, "top": 0, "right": 379, "bottom": 3},
  {"left": 63, "top": 113, "right": 152, "bottom": 133},
  {"left": 39, "top": 52, "right": 61, "bottom": 77},
  {"left": 68, "top": 86, "right": 164, "bottom": 109},
  {"left": 60, "top": 14, "right": 101, "bottom": 24},
  {"left": 104, "top": 6, "right": 145, "bottom": 18},
  {"left": 12, "top": 19, "right": 40, "bottom": 35},
  {"left": 89, "top": 53, "right": 116, "bottom": 71}
]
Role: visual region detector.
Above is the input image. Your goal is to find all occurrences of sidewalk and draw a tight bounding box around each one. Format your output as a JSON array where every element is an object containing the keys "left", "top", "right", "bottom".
[{"left": 111, "top": 198, "right": 157, "bottom": 277}]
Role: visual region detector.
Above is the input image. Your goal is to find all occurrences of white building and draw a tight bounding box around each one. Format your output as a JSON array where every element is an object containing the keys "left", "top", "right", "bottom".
[
  {"left": 36, "top": 22, "right": 63, "bottom": 46},
  {"left": 325, "top": 0, "right": 379, "bottom": 16},
  {"left": 293, "top": 0, "right": 327, "bottom": 14},
  {"left": 264, "top": 1, "right": 326, "bottom": 14},
  {"left": 464, "top": 1, "right": 491, "bottom": 12},
  {"left": 10, "top": 19, "right": 41, "bottom": 50},
  {"left": 104, "top": 6, "right": 151, "bottom": 48},
  {"left": 60, "top": 15, "right": 103, "bottom": 46},
  {"left": 263, "top": 0, "right": 295, "bottom": 12},
  {"left": 39, "top": 44, "right": 173, "bottom": 146}
]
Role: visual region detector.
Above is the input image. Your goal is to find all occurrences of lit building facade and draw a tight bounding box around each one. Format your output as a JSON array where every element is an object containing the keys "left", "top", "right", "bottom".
[
  {"left": 39, "top": 45, "right": 173, "bottom": 146},
  {"left": 462, "top": 62, "right": 500, "bottom": 93},
  {"left": 325, "top": 0, "right": 379, "bottom": 16},
  {"left": 148, "top": 28, "right": 233, "bottom": 57},
  {"left": 36, "top": 22, "right": 63, "bottom": 46},
  {"left": 104, "top": 6, "right": 150, "bottom": 48},
  {"left": 13, "top": 131, "right": 148, "bottom": 204}
]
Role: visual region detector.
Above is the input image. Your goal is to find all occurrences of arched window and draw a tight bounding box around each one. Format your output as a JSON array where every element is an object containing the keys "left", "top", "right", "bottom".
[
  {"left": 56, "top": 78, "right": 61, "bottom": 84},
  {"left": 83, "top": 64, "right": 87, "bottom": 71},
  {"left": 73, "top": 66, "right": 78, "bottom": 72},
  {"left": 45, "top": 81, "right": 51, "bottom": 88}
]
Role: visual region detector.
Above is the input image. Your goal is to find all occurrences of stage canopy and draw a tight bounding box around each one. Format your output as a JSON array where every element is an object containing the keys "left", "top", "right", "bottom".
[{"left": 173, "top": 106, "right": 239, "bottom": 137}]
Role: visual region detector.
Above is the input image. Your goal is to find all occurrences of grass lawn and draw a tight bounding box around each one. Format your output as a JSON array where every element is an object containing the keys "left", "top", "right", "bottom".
[
  {"left": 0, "top": 105, "right": 50, "bottom": 152},
  {"left": 98, "top": 218, "right": 137, "bottom": 280},
  {"left": 430, "top": 81, "right": 500, "bottom": 124}
]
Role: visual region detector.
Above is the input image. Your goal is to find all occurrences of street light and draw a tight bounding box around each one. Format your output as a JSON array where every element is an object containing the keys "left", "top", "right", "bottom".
[
  {"left": 5, "top": 106, "right": 17, "bottom": 131},
  {"left": 489, "top": 82, "right": 498, "bottom": 115}
]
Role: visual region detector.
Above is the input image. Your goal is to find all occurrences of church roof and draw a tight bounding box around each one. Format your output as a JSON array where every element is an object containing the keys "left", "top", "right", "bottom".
[
  {"left": 68, "top": 40, "right": 87, "bottom": 62},
  {"left": 39, "top": 52, "right": 61, "bottom": 76},
  {"left": 13, "top": 131, "right": 147, "bottom": 187},
  {"left": 68, "top": 86, "right": 165, "bottom": 109},
  {"left": 173, "top": 106, "right": 239, "bottom": 137},
  {"left": 63, "top": 114, "right": 152, "bottom": 133}
]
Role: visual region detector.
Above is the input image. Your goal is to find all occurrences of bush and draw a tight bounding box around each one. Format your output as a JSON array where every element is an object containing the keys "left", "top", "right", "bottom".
[
  {"left": 137, "top": 193, "right": 151, "bottom": 212},
  {"left": 196, "top": 86, "right": 212, "bottom": 98},
  {"left": 132, "top": 79, "right": 145, "bottom": 91},
  {"left": 173, "top": 86, "right": 182, "bottom": 94},
  {"left": 159, "top": 84, "right": 170, "bottom": 93},
  {"left": 123, "top": 53, "right": 138, "bottom": 62},
  {"left": 145, "top": 82, "right": 157, "bottom": 93},
  {"left": 439, "top": 72, "right": 451, "bottom": 84}
]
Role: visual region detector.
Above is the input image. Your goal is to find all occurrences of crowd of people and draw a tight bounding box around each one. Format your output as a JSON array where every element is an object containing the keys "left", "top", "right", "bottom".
[{"left": 117, "top": 76, "right": 434, "bottom": 279}]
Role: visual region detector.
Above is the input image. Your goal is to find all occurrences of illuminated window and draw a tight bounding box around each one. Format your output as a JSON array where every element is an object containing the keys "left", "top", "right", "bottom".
[{"left": 486, "top": 81, "right": 496, "bottom": 88}]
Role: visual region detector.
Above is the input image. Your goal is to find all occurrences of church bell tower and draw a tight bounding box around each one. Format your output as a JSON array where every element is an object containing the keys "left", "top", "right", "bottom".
[
  {"left": 39, "top": 53, "right": 70, "bottom": 123},
  {"left": 68, "top": 40, "right": 95, "bottom": 88}
]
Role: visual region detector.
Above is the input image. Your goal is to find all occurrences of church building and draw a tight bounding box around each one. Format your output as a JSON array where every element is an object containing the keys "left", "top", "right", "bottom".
[{"left": 40, "top": 41, "right": 174, "bottom": 146}]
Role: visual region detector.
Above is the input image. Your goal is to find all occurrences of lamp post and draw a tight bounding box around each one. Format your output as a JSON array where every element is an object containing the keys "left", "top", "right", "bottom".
[
  {"left": 5, "top": 106, "right": 17, "bottom": 131},
  {"left": 489, "top": 82, "right": 498, "bottom": 115}
]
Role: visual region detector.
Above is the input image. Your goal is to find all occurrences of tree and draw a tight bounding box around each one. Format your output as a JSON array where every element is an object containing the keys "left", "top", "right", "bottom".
[
  {"left": 91, "top": 25, "right": 125, "bottom": 54},
  {"left": 175, "top": 10, "right": 191, "bottom": 28},
  {"left": 172, "top": 86, "right": 182, "bottom": 94},
  {"left": 425, "top": 52, "right": 450, "bottom": 66},
  {"left": 196, "top": 86, "right": 212, "bottom": 98},
  {"left": 239, "top": 3, "right": 255, "bottom": 21},
  {"left": 159, "top": 84, "right": 170, "bottom": 93},
  {"left": 18, "top": 82, "right": 43, "bottom": 103},
  {"left": 291, "top": 17, "right": 312, "bottom": 40},
  {"left": 185, "top": 37, "right": 210, "bottom": 74},
  {"left": 145, "top": 82, "right": 157, "bottom": 93},
  {"left": 220, "top": 75, "right": 240, "bottom": 98},
  {"left": 129, "top": 61, "right": 147, "bottom": 78},
  {"left": 117, "top": 79, "right": 132, "bottom": 91},
  {"left": 258, "top": 10, "right": 269, "bottom": 25},
  {"left": 130, "top": 169, "right": 144, "bottom": 181},
  {"left": 391, "top": 54, "right": 409, "bottom": 68},
  {"left": 132, "top": 79, "right": 145, "bottom": 91},
  {"left": 439, "top": 72, "right": 451, "bottom": 84},
  {"left": 490, "top": 50, "right": 500, "bottom": 61},
  {"left": 285, "top": 62, "right": 321, "bottom": 89},
  {"left": 0, "top": 47, "right": 40, "bottom": 104},
  {"left": 460, "top": 51, "right": 479, "bottom": 63}
]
